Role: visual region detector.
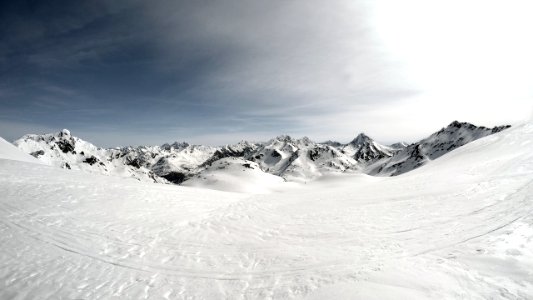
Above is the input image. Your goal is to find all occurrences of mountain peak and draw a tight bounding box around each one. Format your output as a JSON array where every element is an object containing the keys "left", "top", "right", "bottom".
[
  {"left": 270, "top": 135, "right": 312, "bottom": 145},
  {"left": 161, "top": 141, "right": 190, "bottom": 150},
  {"left": 273, "top": 135, "right": 292, "bottom": 142},
  {"left": 447, "top": 120, "right": 475, "bottom": 129},
  {"left": 390, "top": 142, "right": 409, "bottom": 150},
  {"left": 349, "top": 133, "right": 372, "bottom": 146},
  {"left": 342, "top": 133, "right": 392, "bottom": 164},
  {"left": 59, "top": 129, "right": 71, "bottom": 137},
  {"left": 321, "top": 140, "right": 342, "bottom": 147},
  {"left": 370, "top": 121, "right": 511, "bottom": 176}
]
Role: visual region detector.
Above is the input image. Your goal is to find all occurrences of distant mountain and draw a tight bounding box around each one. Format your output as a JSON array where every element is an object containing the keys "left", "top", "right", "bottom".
[
  {"left": 341, "top": 133, "right": 395, "bottom": 164},
  {"left": 320, "top": 140, "right": 343, "bottom": 147},
  {"left": 12, "top": 121, "right": 511, "bottom": 184},
  {"left": 200, "top": 141, "right": 260, "bottom": 168},
  {"left": 389, "top": 142, "right": 409, "bottom": 151},
  {"left": 13, "top": 129, "right": 215, "bottom": 184},
  {"left": 368, "top": 121, "right": 511, "bottom": 176},
  {"left": 245, "top": 135, "right": 358, "bottom": 181},
  {"left": 197, "top": 135, "right": 359, "bottom": 181}
]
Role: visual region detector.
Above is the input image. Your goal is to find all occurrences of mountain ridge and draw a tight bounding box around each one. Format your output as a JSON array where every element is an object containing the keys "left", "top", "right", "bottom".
[{"left": 11, "top": 121, "right": 511, "bottom": 184}]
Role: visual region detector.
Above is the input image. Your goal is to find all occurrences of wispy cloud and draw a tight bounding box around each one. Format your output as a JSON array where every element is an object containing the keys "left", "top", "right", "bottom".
[{"left": 1, "top": 0, "right": 532, "bottom": 147}]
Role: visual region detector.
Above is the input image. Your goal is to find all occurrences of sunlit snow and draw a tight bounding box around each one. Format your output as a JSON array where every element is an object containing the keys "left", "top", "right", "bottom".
[{"left": 1, "top": 124, "right": 533, "bottom": 298}]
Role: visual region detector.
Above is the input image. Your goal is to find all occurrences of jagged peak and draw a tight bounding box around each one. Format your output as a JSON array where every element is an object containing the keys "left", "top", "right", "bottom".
[
  {"left": 434, "top": 121, "right": 511, "bottom": 137},
  {"left": 220, "top": 140, "right": 257, "bottom": 152},
  {"left": 272, "top": 134, "right": 293, "bottom": 142},
  {"left": 233, "top": 140, "right": 256, "bottom": 147},
  {"left": 17, "top": 129, "right": 78, "bottom": 144},
  {"left": 59, "top": 129, "right": 71, "bottom": 137},
  {"left": 448, "top": 120, "right": 475, "bottom": 128},
  {"left": 299, "top": 136, "right": 312, "bottom": 144},
  {"left": 269, "top": 135, "right": 313, "bottom": 145},
  {"left": 349, "top": 133, "right": 373, "bottom": 146},
  {"left": 390, "top": 142, "right": 409, "bottom": 149},
  {"left": 321, "top": 140, "right": 342, "bottom": 147},
  {"left": 161, "top": 141, "right": 190, "bottom": 150}
]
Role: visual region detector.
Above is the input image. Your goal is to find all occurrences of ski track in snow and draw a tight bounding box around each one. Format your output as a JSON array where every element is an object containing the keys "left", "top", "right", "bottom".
[{"left": 1, "top": 124, "right": 533, "bottom": 299}]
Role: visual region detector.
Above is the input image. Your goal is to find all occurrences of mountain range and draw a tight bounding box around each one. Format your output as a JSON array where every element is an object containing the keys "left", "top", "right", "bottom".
[{"left": 12, "top": 121, "right": 511, "bottom": 185}]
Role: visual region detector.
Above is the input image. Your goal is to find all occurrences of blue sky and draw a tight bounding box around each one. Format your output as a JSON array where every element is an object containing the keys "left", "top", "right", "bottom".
[{"left": 1, "top": 0, "right": 532, "bottom": 147}]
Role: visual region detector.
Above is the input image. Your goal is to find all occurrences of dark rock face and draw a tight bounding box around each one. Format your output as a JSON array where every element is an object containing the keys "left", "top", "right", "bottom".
[
  {"left": 30, "top": 150, "right": 45, "bottom": 158},
  {"left": 201, "top": 144, "right": 256, "bottom": 167},
  {"left": 308, "top": 149, "right": 319, "bottom": 161},
  {"left": 271, "top": 150, "right": 281, "bottom": 158},
  {"left": 161, "top": 142, "right": 190, "bottom": 151},
  {"left": 84, "top": 156, "right": 99, "bottom": 165},
  {"left": 353, "top": 144, "right": 390, "bottom": 162},
  {"left": 57, "top": 139, "right": 75, "bottom": 153},
  {"left": 126, "top": 158, "right": 142, "bottom": 169},
  {"left": 161, "top": 172, "right": 186, "bottom": 184},
  {"left": 492, "top": 125, "right": 511, "bottom": 133}
]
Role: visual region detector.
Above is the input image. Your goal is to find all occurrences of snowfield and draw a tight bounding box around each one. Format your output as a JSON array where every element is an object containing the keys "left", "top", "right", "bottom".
[{"left": 1, "top": 123, "right": 533, "bottom": 299}]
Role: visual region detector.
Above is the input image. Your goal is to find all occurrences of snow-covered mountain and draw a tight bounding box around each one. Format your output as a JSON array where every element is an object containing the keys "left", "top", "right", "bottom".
[
  {"left": 389, "top": 141, "right": 408, "bottom": 151},
  {"left": 246, "top": 135, "right": 358, "bottom": 181},
  {"left": 198, "top": 135, "right": 359, "bottom": 182},
  {"left": 12, "top": 121, "right": 511, "bottom": 184},
  {"left": 200, "top": 140, "right": 260, "bottom": 167},
  {"left": 13, "top": 129, "right": 216, "bottom": 184},
  {"left": 341, "top": 133, "right": 395, "bottom": 164},
  {"left": 368, "top": 121, "right": 512, "bottom": 176}
]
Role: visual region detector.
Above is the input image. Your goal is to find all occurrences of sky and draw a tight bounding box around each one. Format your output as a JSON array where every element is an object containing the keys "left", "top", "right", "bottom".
[{"left": 1, "top": 0, "right": 532, "bottom": 147}]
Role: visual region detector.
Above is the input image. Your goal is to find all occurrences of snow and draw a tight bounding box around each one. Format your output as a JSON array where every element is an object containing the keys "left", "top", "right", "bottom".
[
  {"left": 249, "top": 135, "right": 358, "bottom": 181},
  {"left": 183, "top": 157, "right": 293, "bottom": 193},
  {"left": 341, "top": 133, "right": 394, "bottom": 164},
  {"left": 1, "top": 123, "right": 532, "bottom": 299},
  {"left": 368, "top": 121, "right": 511, "bottom": 176},
  {"left": 0, "top": 137, "right": 43, "bottom": 164},
  {"left": 13, "top": 130, "right": 217, "bottom": 183}
]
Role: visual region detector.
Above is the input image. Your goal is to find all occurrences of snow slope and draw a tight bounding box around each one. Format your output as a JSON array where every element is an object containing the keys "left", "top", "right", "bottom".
[
  {"left": 0, "top": 137, "right": 42, "bottom": 164},
  {"left": 183, "top": 157, "right": 291, "bottom": 193},
  {"left": 369, "top": 121, "right": 511, "bottom": 176},
  {"left": 1, "top": 123, "right": 532, "bottom": 299}
]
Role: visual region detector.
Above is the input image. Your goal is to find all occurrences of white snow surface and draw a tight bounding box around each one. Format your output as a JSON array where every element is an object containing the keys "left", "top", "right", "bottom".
[
  {"left": 1, "top": 123, "right": 533, "bottom": 299},
  {"left": 368, "top": 121, "right": 511, "bottom": 176},
  {"left": 183, "top": 157, "right": 291, "bottom": 194},
  {"left": 0, "top": 137, "right": 42, "bottom": 164}
]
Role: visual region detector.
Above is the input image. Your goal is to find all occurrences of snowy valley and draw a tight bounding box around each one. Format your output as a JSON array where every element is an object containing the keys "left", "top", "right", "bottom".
[{"left": 1, "top": 121, "right": 532, "bottom": 299}]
